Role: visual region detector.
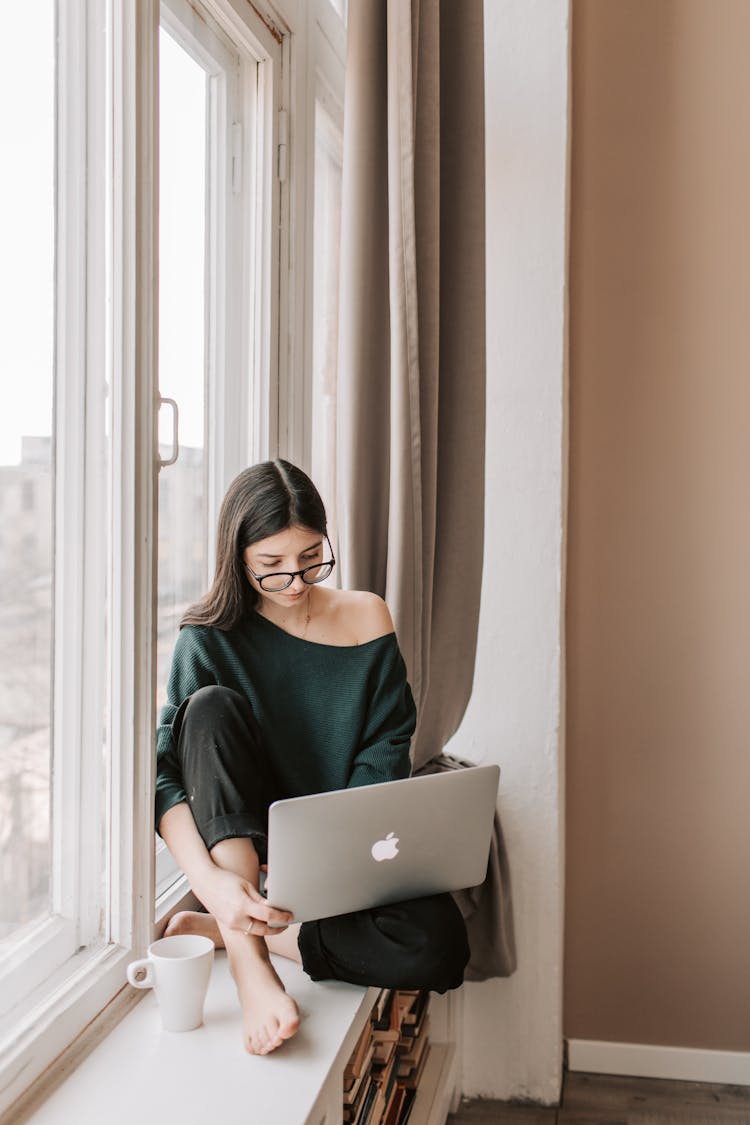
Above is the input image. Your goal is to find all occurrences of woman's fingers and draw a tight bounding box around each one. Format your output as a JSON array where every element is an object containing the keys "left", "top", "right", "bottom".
[
  {"left": 240, "top": 892, "right": 292, "bottom": 935},
  {"left": 200, "top": 869, "right": 291, "bottom": 934},
  {"left": 242, "top": 917, "right": 289, "bottom": 937},
  {"left": 244, "top": 883, "right": 291, "bottom": 921}
]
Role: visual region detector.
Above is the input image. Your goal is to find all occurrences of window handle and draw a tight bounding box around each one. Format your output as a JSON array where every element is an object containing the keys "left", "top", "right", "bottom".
[{"left": 158, "top": 396, "right": 180, "bottom": 468}]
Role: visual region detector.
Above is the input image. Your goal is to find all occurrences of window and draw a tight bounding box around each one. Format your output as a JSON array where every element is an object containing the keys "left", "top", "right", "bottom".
[
  {"left": 0, "top": 0, "right": 111, "bottom": 1038},
  {"left": 157, "top": 21, "right": 210, "bottom": 672},
  {"left": 0, "top": 4, "right": 55, "bottom": 961},
  {"left": 0, "top": 0, "right": 118, "bottom": 1109},
  {"left": 0, "top": 0, "right": 345, "bottom": 1114},
  {"left": 154, "top": 0, "right": 284, "bottom": 903},
  {"left": 154, "top": 11, "right": 213, "bottom": 899}
]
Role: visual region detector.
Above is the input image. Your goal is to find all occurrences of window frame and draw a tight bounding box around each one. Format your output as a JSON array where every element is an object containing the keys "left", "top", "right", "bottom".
[
  {"left": 0, "top": 2, "right": 158, "bottom": 1113},
  {"left": 282, "top": 0, "right": 345, "bottom": 476},
  {"left": 0, "top": 0, "right": 83, "bottom": 1011}
]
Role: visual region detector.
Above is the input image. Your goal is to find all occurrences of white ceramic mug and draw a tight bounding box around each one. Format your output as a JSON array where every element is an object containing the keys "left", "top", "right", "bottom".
[{"left": 127, "top": 934, "right": 214, "bottom": 1031}]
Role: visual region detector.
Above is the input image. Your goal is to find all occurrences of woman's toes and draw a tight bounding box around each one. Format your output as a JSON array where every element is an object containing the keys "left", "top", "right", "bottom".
[
  {"left": 279, "top": 1007, "right": 300, "bottom": 1040},
  {"left": 164, "top": 910, "right": 192, "bottom": 937},
  {"left": 164, "top": 910, "right": 224, "bottom": 947}
]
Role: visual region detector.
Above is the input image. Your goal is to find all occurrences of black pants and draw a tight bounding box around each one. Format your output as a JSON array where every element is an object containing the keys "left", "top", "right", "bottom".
[{"left": 169, "top": 685, "right": 469, "bottom": 993}]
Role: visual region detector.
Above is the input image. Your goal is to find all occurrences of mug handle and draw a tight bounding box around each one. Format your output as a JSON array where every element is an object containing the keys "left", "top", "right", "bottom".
[{"left": 127, "top": 958, "right": 154, "bottom": 989}]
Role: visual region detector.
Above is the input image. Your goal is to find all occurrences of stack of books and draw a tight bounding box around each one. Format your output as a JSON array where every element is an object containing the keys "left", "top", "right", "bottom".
[
  {"left": 343, "top": 1020, "right": 378, "bottom": 1125},
  {"left": 343, "top": 989, "right": 431, "bottom": 1125}
]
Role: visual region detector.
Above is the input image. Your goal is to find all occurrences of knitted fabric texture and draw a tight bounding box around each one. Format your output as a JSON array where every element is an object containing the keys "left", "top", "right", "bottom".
[{"left": 156, "top": 613, "right": 416, "bottom": 830}]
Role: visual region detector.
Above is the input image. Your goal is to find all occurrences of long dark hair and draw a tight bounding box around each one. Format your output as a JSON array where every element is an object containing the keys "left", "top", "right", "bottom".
[{"left": 181, "top": 459, "right": 328, "bottom": 631}]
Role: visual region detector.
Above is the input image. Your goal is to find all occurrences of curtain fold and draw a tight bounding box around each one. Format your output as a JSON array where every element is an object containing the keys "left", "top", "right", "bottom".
[{"left": 336, "top": 0, "right": 516, "bottom": 979}]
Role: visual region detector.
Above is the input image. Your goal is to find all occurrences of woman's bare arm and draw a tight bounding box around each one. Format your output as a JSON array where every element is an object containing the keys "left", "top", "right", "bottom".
[{"left": 159, "top": 802, "right": 291, "bottom": 935}]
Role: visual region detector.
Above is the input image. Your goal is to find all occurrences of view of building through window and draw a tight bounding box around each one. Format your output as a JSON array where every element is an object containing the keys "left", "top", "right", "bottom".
[
  {"left": 0, "top": 440, "right": 54, "bottom": 939},
  {"left": 156, "top": 26, "right": 209, "bottom": 712},
  {"left": 0, "top": 4, "right": 55, "bottom": 941}
]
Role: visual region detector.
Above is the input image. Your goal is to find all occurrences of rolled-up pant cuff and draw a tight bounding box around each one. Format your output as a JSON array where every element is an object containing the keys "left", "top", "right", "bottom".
[{"left": 200, "top": 813, "right": 269, "bottom": 862}]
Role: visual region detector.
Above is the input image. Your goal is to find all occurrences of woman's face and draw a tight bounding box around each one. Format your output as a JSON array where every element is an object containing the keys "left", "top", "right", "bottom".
[{"left": 243, "top": 524, "right": 326, "bottom": 609}]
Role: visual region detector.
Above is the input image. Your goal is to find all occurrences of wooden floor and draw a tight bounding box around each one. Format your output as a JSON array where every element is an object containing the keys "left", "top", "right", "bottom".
[{"left": 447, "top": 1072, "right": 750, "bottom": 1124}]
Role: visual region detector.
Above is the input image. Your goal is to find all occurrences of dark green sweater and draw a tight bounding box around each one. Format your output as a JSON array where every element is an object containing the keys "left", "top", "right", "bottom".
[{"left": 155, "top": 613, "right": 416, "bottom": 830}]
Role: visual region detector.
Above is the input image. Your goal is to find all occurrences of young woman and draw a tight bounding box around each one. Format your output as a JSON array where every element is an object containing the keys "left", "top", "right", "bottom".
[{"left": 156, "top": 460, "right": 469, "bottom": 1056}]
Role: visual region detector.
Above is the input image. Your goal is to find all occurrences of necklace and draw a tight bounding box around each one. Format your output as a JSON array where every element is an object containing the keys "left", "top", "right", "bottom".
[
  {"left": 260, "top": 585, "right": 314, "bottom": 638},
  {"left": 300, "top": 587, "right": 313, "bottom": 637}
]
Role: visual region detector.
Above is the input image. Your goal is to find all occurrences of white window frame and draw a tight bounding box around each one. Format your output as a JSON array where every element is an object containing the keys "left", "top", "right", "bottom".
[
  {"left": 279, "top": 0, "right": 345, "bottom": 472},
  {"left": 0, "top": 3, "right": 158, "bottom": 1115},
  {"left": 197, "top": 0, "right": 288, "bottom": 474},
  {"left": 159, "top": 0, "right": 282, "bottom": 521},
  {"left": 0, "top": 0, "right": 86, "bottom": 1020}
]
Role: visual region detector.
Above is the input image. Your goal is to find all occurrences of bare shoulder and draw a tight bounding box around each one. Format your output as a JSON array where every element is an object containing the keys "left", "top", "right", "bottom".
[{"left": 326, "top": 589, "right": 395, "bottom": 645}]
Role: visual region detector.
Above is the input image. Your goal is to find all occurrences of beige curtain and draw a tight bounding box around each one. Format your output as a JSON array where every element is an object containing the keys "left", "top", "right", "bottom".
[
  {"left": 336, "top": 0, "right": 516, "bottom": 978},
  {"left": 337, "top": 0, "right": 486, "bottom": 766}
]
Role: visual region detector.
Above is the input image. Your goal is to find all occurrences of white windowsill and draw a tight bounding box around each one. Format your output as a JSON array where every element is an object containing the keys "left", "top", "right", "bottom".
[
  {"left": 18, "top": 953, "right": 376, "bottom": 1124},
  {"left": 15, "top": 950, "right": 459, "bottom": 1125}
]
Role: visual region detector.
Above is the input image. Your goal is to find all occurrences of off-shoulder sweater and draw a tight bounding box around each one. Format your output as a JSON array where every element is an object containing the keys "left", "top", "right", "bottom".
[{"left": 155, "top": 612, "right": 416, "bottom": 831}]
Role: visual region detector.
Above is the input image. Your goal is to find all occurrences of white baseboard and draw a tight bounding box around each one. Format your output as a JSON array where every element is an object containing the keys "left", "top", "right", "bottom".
[{"left": 567, "top": 1039, "right": 750, "bottom": 1087}]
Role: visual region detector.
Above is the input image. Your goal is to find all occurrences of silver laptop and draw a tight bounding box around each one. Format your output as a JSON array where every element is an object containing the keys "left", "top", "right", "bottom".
[{"left": 265, "top": 764, "right": 499, "bottom": 923}]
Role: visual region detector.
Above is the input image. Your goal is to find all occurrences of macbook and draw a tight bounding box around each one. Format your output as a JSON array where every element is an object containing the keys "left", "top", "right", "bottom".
[{"left": 265, "top": 764, "right": 499, "bottom": 923}]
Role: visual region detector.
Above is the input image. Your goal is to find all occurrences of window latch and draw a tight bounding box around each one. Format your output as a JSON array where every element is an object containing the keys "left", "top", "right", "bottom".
[
  {"left": 232, "top": 121, "right": 242, "bottom": 194},
  {"left": 157, "top": 396, "right": 180, "bottom": 469},
  {"left": 277, "top": 109, "right": 288, "bottom": 183}
]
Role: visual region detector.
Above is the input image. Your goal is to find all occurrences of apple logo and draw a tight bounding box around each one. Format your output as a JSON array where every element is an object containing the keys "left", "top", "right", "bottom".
[{"left": 371, "top": 832, "right": 400, "bottom": 862}]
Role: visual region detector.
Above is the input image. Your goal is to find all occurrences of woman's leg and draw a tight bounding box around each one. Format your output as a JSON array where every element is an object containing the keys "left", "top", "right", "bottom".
[
  {"left": 298, "top": 893, "right": 470, "bottom": 994},
  {"left": 209, "top": 836, "right": 300, "bottom": 1054},
  {"left": 164, "top": 685, "right": 299, "bottom": 1054},
  {"left": 170, "top": 893, "right": 468, "bottom": 993},
  {"left": 169, "top": 684, "right": 278, "bottom": 855}
]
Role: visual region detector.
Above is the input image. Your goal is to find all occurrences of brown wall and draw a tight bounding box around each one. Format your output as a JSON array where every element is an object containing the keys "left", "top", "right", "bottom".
[{"left": 566, "top": 0, "right": 750, "bottom": 1050}]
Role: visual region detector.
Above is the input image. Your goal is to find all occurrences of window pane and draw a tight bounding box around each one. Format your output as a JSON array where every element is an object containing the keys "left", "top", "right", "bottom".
[
  {"left": 157, "top": 28, "right": 209, "bottom": 708},
  {"left": 311, "top": 104, "right": 343, "bottom": 547},
  {"left": 328, "top": 0, "right": 348, "bottom": 24},
  {"left": 0, "top": 2, "right": 55, "bottom": 940}
]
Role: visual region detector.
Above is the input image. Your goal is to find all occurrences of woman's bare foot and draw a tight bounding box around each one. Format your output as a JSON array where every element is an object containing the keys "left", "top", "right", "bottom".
[
  {"left": 164, "top": 909, "right": 224, "bottom": 947},
  {"left": 230, "top": 938, "right": 301, "bottom": 1055},
  {"left": 167, "top": 910, "right": 301, "bottom": 1052}
]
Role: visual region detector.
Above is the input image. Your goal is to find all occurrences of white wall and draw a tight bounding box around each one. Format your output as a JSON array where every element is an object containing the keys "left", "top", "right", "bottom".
[{"left": 445, "top": 0, "right": 570, "bottom": 1103}]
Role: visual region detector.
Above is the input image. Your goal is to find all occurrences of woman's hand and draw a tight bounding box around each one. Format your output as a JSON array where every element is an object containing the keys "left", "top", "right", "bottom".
[
  {"left": 158, "top": 804, "right": 291, "bottom": 936},
  {"left": 194, "top": 865, "right": 293, "bottom": 937}
]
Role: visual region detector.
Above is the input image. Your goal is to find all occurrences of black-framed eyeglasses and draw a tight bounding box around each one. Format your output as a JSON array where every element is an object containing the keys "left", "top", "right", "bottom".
[{"left": 245, "top": 537, "right": 336, "bottom": 593}]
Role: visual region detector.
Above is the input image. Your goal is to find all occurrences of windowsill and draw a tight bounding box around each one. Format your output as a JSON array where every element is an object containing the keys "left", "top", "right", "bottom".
[
  {"left": 15, "top": 948, "right": 460, "bottom": 1125},
  {"left": 20, "top": 952, "right": 379, "bottom": 1124}
]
